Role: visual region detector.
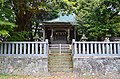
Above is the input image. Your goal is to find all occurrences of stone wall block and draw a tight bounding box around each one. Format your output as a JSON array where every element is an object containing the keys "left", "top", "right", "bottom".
[
  {"left": 73, "top": 57, "right": 120, "bottom": 76},
  {"left": 0, "top": 56, "right": 49, "bottom": 76}
]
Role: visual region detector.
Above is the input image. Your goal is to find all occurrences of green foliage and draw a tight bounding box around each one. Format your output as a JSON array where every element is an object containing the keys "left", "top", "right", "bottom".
[
  {"left": 0, "top": 0, "right": 15, "bottom": 22},
  {"left": 0, "top": 0, "right": 16, "bottom": 41},
  {"left": 76, "top": 0, "right": 120, "bottom": 40},
  {"left": 1, "top": 0, "right": 120, "bottom": 41},
  {"left": 0, "top": 0, "right": 78, "bottom": 41},
  {"left": 11, "top": 0, "right": 77, "bottom": 31},
  {"left": 1, "top": 0, "right": 4, "bottom": 7},
  {"left": 7, "top": 31, "right": 30, "bottom": 41},
  {"left": 0, "top": 20, "right": 15, "bottom": 36}
]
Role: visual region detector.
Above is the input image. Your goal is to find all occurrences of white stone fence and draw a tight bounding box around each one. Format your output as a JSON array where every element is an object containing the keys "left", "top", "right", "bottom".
[
  {"left": 72, "top": 39, "right": 120, "bottom": 57},
  {"left": 0, "top": 39, "right": 49, "bottom": 56}
]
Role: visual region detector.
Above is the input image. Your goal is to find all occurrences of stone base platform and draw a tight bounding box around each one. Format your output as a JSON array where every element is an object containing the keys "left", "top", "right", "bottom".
[
  {"left": 0, "top": 56, "right": 49, "bottom": 76},
  {"left": 73, "top": 56, "right": 120, "bottom": 77}
]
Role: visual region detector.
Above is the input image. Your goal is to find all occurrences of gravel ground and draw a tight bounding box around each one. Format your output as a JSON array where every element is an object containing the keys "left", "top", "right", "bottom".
[{"left": 0, "top": 73, "right": 120, "bottom": 79}]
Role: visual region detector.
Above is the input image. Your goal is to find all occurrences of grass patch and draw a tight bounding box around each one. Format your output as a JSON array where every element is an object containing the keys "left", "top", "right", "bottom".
[
  {"left": 0, "top": 73, "right": 10, "bottom": 76},
  {"left": 0, "top": 73, "right": 20, "bottom": 79},
  {"left": 0, "top": 73, "right": 9, "bottom": 79}
]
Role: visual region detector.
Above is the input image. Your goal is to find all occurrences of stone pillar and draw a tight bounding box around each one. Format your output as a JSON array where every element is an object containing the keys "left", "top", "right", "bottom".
[
  {"left": 67, "top": 28, "right": 70, "bottom": 43},
  {"left": 104, "top": 37, "right": 110, "bottom": 54},
  {"left": 43, "top": 28, "right": 45, "bottom": 41},
  {"left": 50, "top": 28, "right": 53, "bottom": 43}
]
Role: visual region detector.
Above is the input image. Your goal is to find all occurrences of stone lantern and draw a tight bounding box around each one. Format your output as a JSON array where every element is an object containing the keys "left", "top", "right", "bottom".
[
  {"left": 81, "top": 34, "right": 88, "bottom": 41},
  {"left": 33, "top": 33, "right": 40, "bottom": 41},
  {"left": 104, "top": 34, "right": 111, "bottom": 42}
]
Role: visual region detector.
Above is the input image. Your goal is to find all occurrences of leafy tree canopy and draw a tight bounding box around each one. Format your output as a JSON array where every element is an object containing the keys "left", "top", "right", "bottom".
[
  {"left": 75, "top": 0, "right": 120, "bottom": 40},
  {"left": 10, "top": 0, "right": 76, "bottom": 31},
  {"left": 0, "top": 20, "right": 15, "bottom": 36},
  {"left": 0, "top": 0, "right": 76, "bottom": 41},
  {"left": 0, "top": 0, "right": 16, "bottom": 41},
  {"left": 1, "top": 0, "right": 120, "bottom": 41}
]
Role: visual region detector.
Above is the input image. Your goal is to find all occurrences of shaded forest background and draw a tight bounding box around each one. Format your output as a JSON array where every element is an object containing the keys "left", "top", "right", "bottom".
[{"left": 0, "top": 0, "right": 120, "bottom": 41}]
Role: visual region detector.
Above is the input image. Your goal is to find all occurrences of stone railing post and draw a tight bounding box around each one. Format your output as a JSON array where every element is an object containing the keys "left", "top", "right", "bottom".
[
  {"left": 104, "top": 37, "right": 110, "bottom": 55},
  {"left": 45, "top": 39, "right": 49, "bottom": 55},
  {"left": 72, "top": 39, "right": 75, "bottom": 55},
  {"left": 118, "top": 43, "right": 120, "bottom": 55}
]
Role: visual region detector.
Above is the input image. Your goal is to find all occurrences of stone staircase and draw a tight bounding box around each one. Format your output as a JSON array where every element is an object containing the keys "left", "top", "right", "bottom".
[{"left": 48, "top": 53, "right": 73, "bottom": 73}]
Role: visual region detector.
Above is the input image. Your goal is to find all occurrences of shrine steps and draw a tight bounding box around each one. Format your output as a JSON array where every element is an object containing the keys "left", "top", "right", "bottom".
[{"left": 48, "top": 53, "right": 73, "bottom": 73}]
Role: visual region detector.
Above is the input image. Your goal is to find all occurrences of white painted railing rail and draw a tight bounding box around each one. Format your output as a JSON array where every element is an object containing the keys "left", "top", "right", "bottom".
[
  {"left": 0, "top": 39, "right": 49, "bottom": 56},
  {"left": 72, "top": 39, "right": 120, "bottom": 56}
]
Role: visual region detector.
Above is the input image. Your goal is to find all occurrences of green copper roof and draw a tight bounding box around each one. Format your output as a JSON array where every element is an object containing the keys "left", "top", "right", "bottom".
[{"left": 45, "top": 13, "right": 77, "bottom": 23}]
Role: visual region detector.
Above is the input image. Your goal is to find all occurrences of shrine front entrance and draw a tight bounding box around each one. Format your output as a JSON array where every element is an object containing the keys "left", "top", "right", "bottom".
[
  {"left": 44, "top": 26, "right": 76, "bottom": 44},
  {"left": 52, "top": 30, "right": 67, "bottom": 44},
  {"left": 42, "top": 22, "right": 77, "bottom": 44}
]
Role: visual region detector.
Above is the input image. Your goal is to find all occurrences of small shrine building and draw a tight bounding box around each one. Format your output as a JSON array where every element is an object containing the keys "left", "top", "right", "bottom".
[{"left": 42, "top": 14, "right": 77, "bottom": 44}]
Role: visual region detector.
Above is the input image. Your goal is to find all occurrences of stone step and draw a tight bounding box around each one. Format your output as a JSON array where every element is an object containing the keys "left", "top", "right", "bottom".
[
  {"left": 49, "top": 55, "right": 72, "bottom": 64},
  {"left": 48, "top": 58, "right": 72, "bottom": 62},
  {"left": 49, "top": 68, "right": 73, "bottom": 72},
  {"left": 49, "top": 55, "right": 71, "bottom": 58},
  {"left": 49, "top": 50, "right": 71, "bottom": 53},
  {"left": 49, "top": 65, "right": 73, "bottom": 68},
  {"left": 49, "top": 57, "right": 72, "bottom": 61},
  {"left": 49, "top": 55, "right": 72, "bottom": 59},
  {"left": 49, "top": 53, "right": 71, "bottom": 55},
  {"left": 48, "top": 69, "right": 73, "bottom": 73},
  {"left": 48, "top": 57, "right": 72, "bottom": 62},
  {"left": 49, "top": 54, "right": 71, "bottom": 57},
  {"left": 49, "top": 59, "right": 72, "bottom": 61},
  {"left": 48, "top": 53, "right": 73, "bottom": 73},
  {"left": 49, "top": 44, "right": 70, "bottom": 47},
  {"left": 49, "top": 61, "right": 72, "bottom": 65},
  {"left": 50, "top": 72, "right": 73, "bottom": 76}
]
